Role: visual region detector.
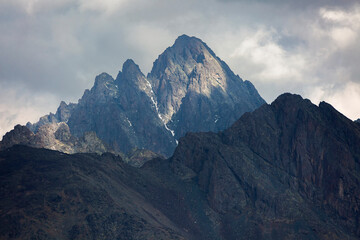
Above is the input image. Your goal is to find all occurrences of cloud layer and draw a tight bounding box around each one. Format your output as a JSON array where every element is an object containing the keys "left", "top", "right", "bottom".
[{"left": 1, "top": 0, "right": 360, "bottom": 137}]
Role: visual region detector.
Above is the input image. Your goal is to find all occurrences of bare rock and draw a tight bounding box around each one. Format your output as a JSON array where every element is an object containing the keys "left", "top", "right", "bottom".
[{"left": 0, "top": 125, "right": 34, "bottom": 150}]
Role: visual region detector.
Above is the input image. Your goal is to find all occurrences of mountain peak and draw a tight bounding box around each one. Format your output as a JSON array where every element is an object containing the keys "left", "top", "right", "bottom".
[
  {"left": 148, "top": 35, "right": 265, "bottom": 135},
  {"left": 272, "top": 93, "right": 305, "bottom": 105},
  {"left": 149, "top": 35, "right": 218, "bottom": 79},
  {"left": 171, "top": 34, "right": 213, "bottom": 59},
  {"left": 122, "top": 59, "right": 137, "bottom": 69},
  {"left": 115, "top": 59, "right": 149, "bottom": 94},
  {"left": 175, "top": 34, "right": 192, "bottom": 41},
  {"left": 87, "top": 72, "right": 117, "bottom": 103},
  {"left": 94, "top": 72, "right": 114, "bottom": 88},
  {"left": 271, "top": 93, "right": 314, "bottom": 110},
  {"left": 121, "top": 59, "right": 143, "bottom": 77},
  {"left": 174, "top": 34, "right": 204, "bottom": 46}
]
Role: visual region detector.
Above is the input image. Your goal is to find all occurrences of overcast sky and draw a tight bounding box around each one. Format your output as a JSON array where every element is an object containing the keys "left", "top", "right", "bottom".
[{"left": 1, "top": 0, "right": 360, "bottom": 137}]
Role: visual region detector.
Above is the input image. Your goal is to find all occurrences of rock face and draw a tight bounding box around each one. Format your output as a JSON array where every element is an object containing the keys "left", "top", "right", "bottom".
[
  {"left": 26, "top": 101, "right": 76, "bottom": 132},
  {"left": 67, "top": 60, "right": 177, "bottom": 157},
  {"left": 171, "top": 93, "right": 360, "bottom": 239},
  {"left": 1, "top": 93, "right": 359, "bottom": 239},
  {"left": 0, "top": 123, "right": 106, "bottom": 154},
  {"left": 125, "top": 148, "right": 165, "bottom": 167},
  {"left": 0, "top": 125, "right": 34, "bottom": 150},
  {"left": 22, "top": 35, "right": 264, "bottom": 157},
  {"left": 148, "top": 34, "right": 265, "bottom": 138}
]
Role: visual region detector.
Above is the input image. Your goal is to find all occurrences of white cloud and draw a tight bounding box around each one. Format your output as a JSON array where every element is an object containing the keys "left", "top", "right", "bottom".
[
  {"left": 330, "top": 27, "right": 356, "bottom": 48},
  {"left": 124, "top": 24, "right": 174, "bottom": 72},
  {"left": 2, "top": 0, "right": 131, "bottom": 15},
  {"left": 308, "top": 81, "right": 360, "bottom": 120},
  {"left": 319, "top": 7, "right": 360, "bottom": 49},
  {"left": 5, "top": 0, "right": 74, "bottom": 15},
  {"left": 229, "top": 28, "right": 306, "bottom": 82},
  {"left": 0, "top": 82, "right": 59, "bottom": 138},
  {"left": 320, "top": 7, "right": 360, "bottom": 26},
  {"left": 78, "top": 0, "right": 130, "bottom": 15}
]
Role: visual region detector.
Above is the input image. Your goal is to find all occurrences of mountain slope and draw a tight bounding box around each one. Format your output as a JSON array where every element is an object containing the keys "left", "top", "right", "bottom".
[
  {"left": 67, "top": 60, "right": 177, "bottom": 156},
  {"left": 0, "top": 146, "right": 188, "bottom": 239},
  {"left": 171, "top": 93, "right": 360, "bottom": 239},
  {"left": 1, "top": 93, "right": 359, "bottom": 239}
]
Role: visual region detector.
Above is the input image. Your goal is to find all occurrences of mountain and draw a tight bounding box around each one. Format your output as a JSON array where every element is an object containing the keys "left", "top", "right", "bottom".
[
  {"left": 148, "top": 34, "right": 265, "bottom": 138},
  {"left": 171, "top": 93, "right": 360, "bottom": 239},
  {"left": 6, "top": 35, "right": 264, "bottom": 157},
  {"left": 1, "top": 93, "right": 359, "bottom": 239}
]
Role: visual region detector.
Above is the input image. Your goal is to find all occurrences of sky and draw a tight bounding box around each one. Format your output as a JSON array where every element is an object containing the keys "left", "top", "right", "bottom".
[{"left": 1, "top": 0, "right": 360, "bottom": 137}]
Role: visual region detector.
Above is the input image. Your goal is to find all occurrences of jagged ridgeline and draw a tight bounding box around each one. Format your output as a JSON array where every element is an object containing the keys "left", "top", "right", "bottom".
[
  {"left": 1, "top": 94, "right": 360, "bottom": 239},
  {"left": 2, "top": 35, "right": 265, "bottom": 156}
]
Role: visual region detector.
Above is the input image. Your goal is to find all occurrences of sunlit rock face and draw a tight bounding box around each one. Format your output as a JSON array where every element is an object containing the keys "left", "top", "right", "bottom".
[
  {"left": 148, "top": 35, "right": 265, "bottom": 138},
  {"left": 26, "top": 101, "right": 77, "bottom": 133},
  {"left": 0, "top": 123, "right": 106, "bottom": 154}
]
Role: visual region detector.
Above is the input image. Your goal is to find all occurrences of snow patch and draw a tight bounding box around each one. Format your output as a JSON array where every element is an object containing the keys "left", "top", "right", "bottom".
[
  {"left": 214, "top": 115, "right": 220, "bottom": 123},
  {"left": 104, "top": 82, "right": 118, "bottom": 97},
  {"left": 126, "top": 117, "right": 132, "bottom": 127},
  {"left": 145, "top": 78, "right": 177, "bottom": 138}
]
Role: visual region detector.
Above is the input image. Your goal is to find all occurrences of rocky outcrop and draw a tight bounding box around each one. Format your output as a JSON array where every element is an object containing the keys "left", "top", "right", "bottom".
[
  {"left": 26, "top": 101, "right": 76, "bottom": 133},
  {"left": 125, "top": 148, "right": 164, "bottom": 167},
  {"left": 55, "top": 101, "right": 77, "bottom": 123},
  {"left": 0, "top": 123, "right": 106, "bottom": 154},
  {"left": 0, "top": 125, "right": 34, "bottom": 150},
  {"left": 26, "top": 35, "right": 264, "bottom": 157}
]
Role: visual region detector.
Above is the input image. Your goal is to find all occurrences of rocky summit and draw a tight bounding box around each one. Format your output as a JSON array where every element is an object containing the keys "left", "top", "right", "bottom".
[
  {"left": 2, "top": 35, "right": 264, "bottom": 157},
  {"left": 1, "top": 93, "right": 359, "bottom": 239},
  {"left": 148, "top": 34, "right": 265, "bottom": 138}
]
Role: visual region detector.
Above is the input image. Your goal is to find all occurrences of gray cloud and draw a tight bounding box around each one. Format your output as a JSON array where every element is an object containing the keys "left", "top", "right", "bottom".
[{"left": 1, "top": 0, "right": 360, "bottom": 137}]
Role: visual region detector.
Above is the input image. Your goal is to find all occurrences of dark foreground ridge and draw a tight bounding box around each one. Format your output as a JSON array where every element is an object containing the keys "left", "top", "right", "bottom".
[{"left": 1, "top": 93, "right": 360, "bottom": 239}]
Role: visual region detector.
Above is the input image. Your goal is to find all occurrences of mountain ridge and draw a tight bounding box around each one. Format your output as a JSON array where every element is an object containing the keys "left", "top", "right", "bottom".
[
  {"left": 2, "top": 35, "right": 265, "bottom": 156},
  {"left": 170, "top": 92, "right": 360, "bottom": 239},
  {"left": 1, "top": 93, "right": 359, "bottom": 239}
]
